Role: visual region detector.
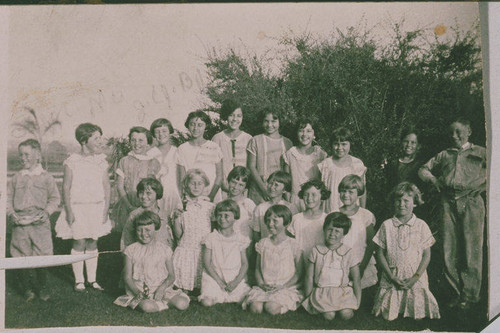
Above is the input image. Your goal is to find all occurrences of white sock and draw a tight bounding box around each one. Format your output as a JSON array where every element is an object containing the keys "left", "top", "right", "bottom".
[
  {"left": 85, "top": 249, "right": 99, "bottom": 283},
  {"left": 71, "top": 249, "right": 85, "bottom": 284}
]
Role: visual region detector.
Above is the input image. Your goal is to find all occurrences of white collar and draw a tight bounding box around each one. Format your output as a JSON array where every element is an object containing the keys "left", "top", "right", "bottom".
[
  {"left": 462, "top": 142, "right": 471, "bottom": 150},
  {"left": 128, "top": 148, "right": 157, "bottom": 161},
  {"left": 20, "top": 164, "right": 45, "bottom": 176}
]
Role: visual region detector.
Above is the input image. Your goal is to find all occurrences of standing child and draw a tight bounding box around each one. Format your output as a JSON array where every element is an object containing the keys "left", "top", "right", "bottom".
[
  {"left": 172, "top": 169, "right": 215, "bottom": 294},
  {"left": 338, "top": 175, "right": 378, "bottom": 289},
  {"left": 212, "top": 99, "right": 252, "bottom": 197},
  {"left": 247, "top": 109, "right": 293, "bottom": 205},
  {"left": 318, "top": 127, "right": 366, "bottom": 213},
  {"left": 283, "top": 120, "right": 327, "bottom": 211},
  {"left": 242, "top": 205, "right": 303, "bottom": 315},
  {"left": 250, "top": 171, "right": 297, "bottom": 242},
  {"left": 302, "top": 212, "right": 361, "bottom": 321},
  {"left": 55, "top": 123, "right": 112, "bottom": 292},
  {"left": 226, "top": 166, "right": 255, "bottom": 239},
  {"left": 372, "top": 182, "right": 440, "bottom": 321},
  {"left": 177, "top": 111, "right": 223, "bottom": 202},
  {"left": 114, "top": 211, "right": 190, "bottom": 312},
  {"left": 199, "top": 200, "right": 251, "bottom": 306},
  {"left": 113, "top": 126, "right": 161, "bottom": 232},
  {"left": 7, "top": 139, "right": 60, "bottom": 301}
]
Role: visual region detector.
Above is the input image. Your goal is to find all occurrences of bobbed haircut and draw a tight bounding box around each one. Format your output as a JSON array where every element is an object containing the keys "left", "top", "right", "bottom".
[
  {"left": 136, "top": 177, "right": 163, "bottom": 200},
  {"left": 129, "top": 126, "right": 153, "bottom": 145},
  {"left": 390, "top": 181, "right": 424, "bottom": 207},
  {"left": 323, "top": 212, "right": 351, "bottom": 235},
  {"left": 227, "top": 166, "right": 251, "bottom": 187},
  {"left": 329, "top": 127, "right": 352, "bottom": 146},
  {"left": 133, "top": 210, "right": 161, "bottom": 231},
  {"left": 338, "top": 174, "right": 365, "bottom": 196},
  {"left": 183, "top": 168, "right": 210, "bottom": 190},
  {"left": 184, "top": 111, "right": 211, "bottom": 130},
  {"left": 75, "top": 123, "right": 103, "bottom": 145},
  {"left": 215, "top": 199, "right": 240, "bottom": 220},
  {"left": 452, "top": 117, "right": 471, "bottom": 129},
  {"left": 150, "top": 118, "right": 174, "bottom": 138},
  {"left": 400, "top": 127, "right": 419, "bottom": 142},
  {"left": 260, "top": 108, "right": 280, "bottom": 123},
  {"left": 220, "top": 99, "right": 242, "bottom": 121},
  {"left": 298, "top": 179, "right": 331, "bottom": 200},
  {"left": 267, "top": 170, "right": 292, "bottom": 193},
  {"left": 18, "top": 138, "right": 41, "bottom": 151},
  {"left": 264, "top": 204, "right": 293, "bottom": 227}
]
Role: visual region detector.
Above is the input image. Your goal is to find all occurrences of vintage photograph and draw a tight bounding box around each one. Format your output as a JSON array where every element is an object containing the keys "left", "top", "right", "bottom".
[{"left": 3, "top": 3, "right": 488, "bottom": 332}]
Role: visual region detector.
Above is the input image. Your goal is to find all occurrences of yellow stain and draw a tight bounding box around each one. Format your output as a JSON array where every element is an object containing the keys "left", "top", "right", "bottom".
[{"left": 434, "top": 25, "right": 447, "bottom": 36}]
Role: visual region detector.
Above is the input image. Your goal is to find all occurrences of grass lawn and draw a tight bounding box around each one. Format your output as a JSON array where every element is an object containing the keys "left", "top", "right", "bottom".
[{"left": 5, "top": 213, "right": 489, "bottom": 332}]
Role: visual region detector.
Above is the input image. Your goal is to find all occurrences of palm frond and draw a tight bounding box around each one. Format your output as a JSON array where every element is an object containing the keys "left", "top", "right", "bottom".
[{"left": 43, "top": 120, "right": 62, "bottom": 135}]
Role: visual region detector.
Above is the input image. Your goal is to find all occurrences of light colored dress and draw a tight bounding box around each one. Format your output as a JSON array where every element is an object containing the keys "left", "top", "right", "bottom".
[
  {"left": 172, "top": 196, "right": 214, "bottom": 291},
  {"left": 318, "top": 155, "right": 366, "bottom": 213},
  {"left": 372, "top": 215, "right": 440, "bottom": 321},
  {"left": 150, "top": 146, "right": 182, "bottom": 218},
  {"left": 302, "top": 244, "right": 359, "bottom": 314},
  {"left": 242, "top": 237, "right": 303, "bottom": 313},
  {"left": 114, "top": 241, "right": 189, "bottom": 311},
  {"left": 342, "top": 207, "right": 378, "bottom": 289},
  {"left": 55, "top": 153, "right": 112, "bottom": 240},
  {"left": 199, "top": 230, "right": 251, "bottom": 304},
  {"left": 111, "top": 150, "right": 161, "bottom": 232},
  {"left": 283, "top": 146, "right": 327, "bottom": 211},
  {"left": 212, "top": 131, "right": 252, "bottom": 181},
  {"left": 250, "top": 200, "right": 297, "bottom": 239},
  {"left": 287, "top": 212, "right": 327, "bottom": 259},
  {"left": 247, "top": 134, "right": 293, "bottom": 204},
  {"left": 176, "top": 140, "right": 223, "bottom": 202},
  {"left": 232, "top": 197, "right": 256, "bottom": 239}
]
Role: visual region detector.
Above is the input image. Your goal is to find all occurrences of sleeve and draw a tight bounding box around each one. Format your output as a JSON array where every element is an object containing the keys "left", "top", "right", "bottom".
[
  {"left": 123, "top": 243, "right": 135, "bottom": 260},
  {"left": 421, "top": 151, "right": 443, "bottom": 175},
  {"left": 372, "top": 222, "right": 387, "bottom": 249},
  {"left": 99, "top": 154, "right": 110, "bottom": 173},
  {"left": 307, "top": 246, "right": 318, "bottom": 263},
  {"left": 239, "top": 235, "right": 251, "bottom": 250},
  {"left": 149, "top": 158, "right": 161, "bottom": 177},
  {"left": 250, "top": 205, "right": 261, "bottom": 232},
  {"left": 115, "top": 156, "right": 126, "bottom": 178},
  {"left": 246, "top": 137, "right": 257, "bottom": 156},
  {"left": 201, "top": 232, "right": 214, "bottom": 249},
  {"left": 365, "top": 210, "right": 376, "bottom": 227},
  {"left": 6, "top": 174, "right": 16, "bottom": 215},
  {"left": 291, "top": 239, "right": 302, "bottom": 260},
  {"left": 283, "top": 137, "right": 293, "bottom": 151},
  {"left": 282, "top": 149, "right": 291, "bottom": 166},
  {"left": 318, "top": 146, "right": 328, "bottom": 162},
  {"left": 44, "top": 174, "right": 61, "bottom": 215},
  {"left": 175, "top": 145, "right": 186, "bottom": 167},
  {"left": 345, "top": 248, "right": 357, "bottom": 269},
  {"left": 419, "top": 220, "right": 435, "bottom": 249},
  {"left": 287, "top": 215, "right": 298, "bottom": 236},
  {"left": 255, "top": 239, "right": 265, "bottom": 254},
  {"left": 214, "top": 143, "right": 223, "bottom": 162},
  {"left": 164, "top": 245, "right": 173, "bottom": 260}
]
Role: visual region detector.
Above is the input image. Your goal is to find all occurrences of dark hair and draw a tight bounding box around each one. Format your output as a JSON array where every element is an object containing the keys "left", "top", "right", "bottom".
[
  {"left": 323, "top": 212, "right": 351, "bottom": 235},
  {"left": 329, "top": 127, "right": 352, "bottom": 146},
  {"left": 295, "top": 119, "right": 316, "bottom": 143},
  {"left": 338, "top": 174, "right": 365, "bottom": 196},
  {"left": 18, "top": 138, "right": 41, "bottom": 151},
  {"left": 184, "top": 111, "right": 211, "bottom": 130},
  {"left": 264, "top": 204, "right": 293, "bottom": 227},
  {"left": 298, "top": 179, "right": 331, "bottom": 200},
  {"left": 215, "top": 199, "right": 240, "bottom": 220},
  {"left": 267, "top": 170, "right": 292, "bottom": 193},
  {"left": 150, "top": 118, "right": 174, "bottom": 138},
  {"left": 136, "top": 177, "right": 163, "bottom": 200},
  {"left": 260, "top": 108, "right": 280, "bottom": 123},
  {"left": 452, "top": 117, "right": 471, "bottom": 129},
  {"left": 227, "top": 166, "right": 250, "bottom": 187},
  {"left": 220, "top": 99, "right": 242, "bottom": 121},
  {"left": 400, "top": 128, "right": 419, "bottom": 142},
  {"left": 75, "top": 123, "right": 103, "bottom": 145},
  {"left": 390, "top": 181, "right": 424, "bottom": 207},
  {"left": 133, "top": 210, "right": 161, "bottom": 231},
  {"left": 129, "top": 126, "right": 153, "bottom": 145}
]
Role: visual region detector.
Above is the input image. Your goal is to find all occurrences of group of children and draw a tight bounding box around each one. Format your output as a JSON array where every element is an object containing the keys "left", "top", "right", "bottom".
[{"left": 6, "top": 99, "right": 486, "bottom": 322}]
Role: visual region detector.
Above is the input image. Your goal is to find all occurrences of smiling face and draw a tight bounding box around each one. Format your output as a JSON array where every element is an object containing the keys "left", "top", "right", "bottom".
[
  {"left": 227, "top": 108, "right": 243, "bottom": 131},
  {"left": 130, "top": 132, "right": 149, "bottom": 154},
  {"left": 138, "top": 186, "right": 158, "bottom": 209},
  {"left": 324, "top": 225, "right": 345, "bottom": 247},
  {"left": 339, "top": 188, "right": 359, "bottom": 207},
  {"left": 265, "top": 212, "right": 285, "bottom": 236},
  {"left": 450, "top": 122, "right": 471, "bottom": 149},
  {"left": 19, "top": 145, "right": 40, "bottom": 170},
  {"left": 302, "top": 186, "right": 322, "bottom": 210},
  {"left": 154, "top": 125, "right": 171, "bottom": 145},
  {"left": 186, "top": 174, "right": 206, "bottom": 198},
  {"left": 228, "top": 177, "right": 247, "bottom": 197},
  {"left": 401, "top": 133, "right": 418, "bottom": 158},
  {"left": 85, "top": 130, "right": 104, "bottom": 154},
  {"left": 136, "top": 223, "right": 156, "bottom": 245},
  {"left": 298, "top": 123, "right": 315, "bottom": 147},
  {"left": 263, "top": 113, "right": 279, "bottom": 136},
  {"left": 332, "top": 140, "right": 350, "bottom": 159},
  {"left": 267, "top": 180, "right": 285, "bottom": 199},
  {"left": 188, "top": 117, "right": 207, "bottom": 139},
  {"left": 394, "top": 193, "right": 415, "bottom": 220},
  {"left": 216, "top": 211, "right": 236, "bottom": 231}
]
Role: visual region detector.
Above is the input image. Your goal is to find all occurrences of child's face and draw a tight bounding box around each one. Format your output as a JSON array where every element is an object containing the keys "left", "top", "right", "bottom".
[
  {"left": 267, "top": 180, "right": 285, "bottom": 199},
  {"left": 401, "top": 133, "right": 418, "bottom": 157},
  {"left": 154, "top": 125, "right": 171, "bottom": 145},
  {"left": 450, "top": 122, "right": 471, "bottom": 148},
  {"left": 86, "top": 131, "right": 104, "bottom": 154},
  {"left": 19, "top": 145, "right": 40, "bottom": 170},
  {"left": 186, "top": 174, "right": 206, "bottom": 197},
  {"left": 217, "top": 211, "right": 236, "bottom": 231},
  {"left": 265, "top": 212, "right": 285, "bottom": 236},
  {"left": 228, "top": 177, "right": 246, "bottom": 197},
  {"left": 340, "top": 188, "right": 359, "bottom": 207},
  {"left": 298, "top": 124, "right": 315, "bottom": 147},
  {"left": 138, "top": 186, "right": 158, "bottom": 209},
  {"left": 332, "top": 140, "right": 350, "bottom": 158},
  {"left": 324, "top": 225, "right": 345, "bottom": 246},
  {"left": 263, "top": 113, "right": 279, "bottom": 135},
  {"left": 188, "top": 117, "right": 207, "bottom": 139},
  {"left": 394, "top": 193, "right": 415, "bottom": 219},
  {"left": 130, "top": 132, "right": 149, "bottom": 154},
  {"left": 227, "top": 108, "right": 243, "bottom": 131},
  {"left": 136, "top": 223, "right": 156, "bottom": 244},
  {"left": 303, "top": 186, "right": 322, "bottom": 209}
]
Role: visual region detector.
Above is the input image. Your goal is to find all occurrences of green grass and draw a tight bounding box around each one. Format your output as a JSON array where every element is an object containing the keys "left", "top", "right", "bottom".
[{"left": 5, "top": 213, "right": 489, "bottom": 331}]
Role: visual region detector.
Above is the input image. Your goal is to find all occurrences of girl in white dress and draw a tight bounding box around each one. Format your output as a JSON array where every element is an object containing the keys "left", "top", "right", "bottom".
[
  {"left": 338, "top": 175, "right": 378, "bottom": 289},
  {"left": 372, "top": 182, "right": 440, "bottom": 321},
  {"left": 55, "top": 123, "right": 112, "bottom": 292},
  {"left": 199, "top": 200, "right": 251, "bottom": 306},
  {"left": 114, "top": 210, "right": 190, "bottom": 312},
  {"left": 149, "top": 118, "right": 182, "bottom": 218},
  {"left": 318, "top": 127, "right": 366, "bottom": 213},
  {"left": 226, "top": 166, "right": 255, "bottom": 239},
  {"left": 172, "top": 169, "right": 215, "bottom": 293},
  {"left": 243, "top": 205, "right": 303, "bottom": 315},
  {"left": 177, "top": 111, "right": 223, "bottom": 202},
  {"left": 283, "top": 120, "right": 327, "bottom": 212},
  {"left": 212, "top": 99, "right": 252, "bottom": 197}
]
